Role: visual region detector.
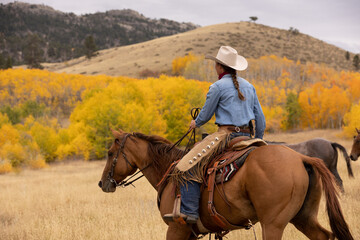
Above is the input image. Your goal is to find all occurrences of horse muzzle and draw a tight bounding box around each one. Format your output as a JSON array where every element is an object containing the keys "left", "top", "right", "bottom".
[
  {"left": 350, "top": 153, "right": 358, "bottom": 161},
  {"left": 98, "top": 180, "right": 116, "bottom": 193}
]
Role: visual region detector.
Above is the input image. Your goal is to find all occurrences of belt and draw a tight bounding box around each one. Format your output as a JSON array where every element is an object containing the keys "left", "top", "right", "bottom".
[{"left": 219, "top": 125, "right": 251, "bottom": 134}]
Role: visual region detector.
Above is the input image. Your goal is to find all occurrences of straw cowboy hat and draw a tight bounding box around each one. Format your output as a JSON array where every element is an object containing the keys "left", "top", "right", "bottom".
[{"left": 205, "top": 46, "right": 248, "bottom": 71}]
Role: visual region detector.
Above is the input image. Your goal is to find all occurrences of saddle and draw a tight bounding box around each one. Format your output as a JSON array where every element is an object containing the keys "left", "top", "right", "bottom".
[{"left": 157, "top": 136, "right": 267, "bottom": 234}]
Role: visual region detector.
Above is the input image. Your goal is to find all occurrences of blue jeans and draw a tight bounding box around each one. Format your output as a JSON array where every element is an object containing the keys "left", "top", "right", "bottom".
[
  {"left": 180, "top": 181, "right": 201, "bottom": 218},
  {"left": 180, "top": 132, "right": 250, "bottom": 218}
]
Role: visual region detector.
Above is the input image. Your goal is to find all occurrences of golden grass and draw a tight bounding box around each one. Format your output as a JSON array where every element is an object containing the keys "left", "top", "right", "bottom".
[
  {"left": 0, "top": 130, "right": 359, "bottom": 239},
  {"left": 40, "top": 22, "right": 353, "bottom": 78}
]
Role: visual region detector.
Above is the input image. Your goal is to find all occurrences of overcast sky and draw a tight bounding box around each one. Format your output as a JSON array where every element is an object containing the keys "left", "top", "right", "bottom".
[{"left": 2, "top": 0, "right": 360, "bottom": 53}]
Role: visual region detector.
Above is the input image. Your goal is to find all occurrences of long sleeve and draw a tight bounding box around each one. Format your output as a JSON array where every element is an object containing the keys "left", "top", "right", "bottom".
[
  {"left": 195, "top": 84, "right": 221, "bottom": 127},
  {"left": 253, "top": 88, "right": 266, "bottom": 139}
]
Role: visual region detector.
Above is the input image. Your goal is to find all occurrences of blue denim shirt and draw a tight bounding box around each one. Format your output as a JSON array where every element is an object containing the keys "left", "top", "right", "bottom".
[{"left": 195, "top": 74, "right": 266, "bottom": 139}]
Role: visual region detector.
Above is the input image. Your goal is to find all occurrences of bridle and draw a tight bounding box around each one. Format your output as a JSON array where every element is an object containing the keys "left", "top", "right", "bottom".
[
  {"left": 107, "top": 107, "right": 200, "bottom": 188},
  {"left": 107, "top": 133, "right": 152, "bottom": 188}
]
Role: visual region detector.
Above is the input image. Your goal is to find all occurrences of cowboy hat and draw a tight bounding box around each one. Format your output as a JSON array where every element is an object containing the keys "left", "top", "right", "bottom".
[{"left": 205, "top": 46, "right": 248, "bottom": 71}]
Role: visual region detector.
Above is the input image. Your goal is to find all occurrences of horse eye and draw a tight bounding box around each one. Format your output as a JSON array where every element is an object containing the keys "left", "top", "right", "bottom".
[{"left": 108, "top": 152, "right": 113, "bottom": 157}]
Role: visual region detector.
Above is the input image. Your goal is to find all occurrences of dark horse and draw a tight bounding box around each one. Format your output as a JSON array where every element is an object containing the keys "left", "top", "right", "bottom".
[
  {"left": 99, "top": 130, "right": 354, "bottom": 240},
  {"left": 283, "top": 138, "right": 353, "bottom": 192},
  {"left": 350, "top": 128, "right": 360, "bottom": 161}
]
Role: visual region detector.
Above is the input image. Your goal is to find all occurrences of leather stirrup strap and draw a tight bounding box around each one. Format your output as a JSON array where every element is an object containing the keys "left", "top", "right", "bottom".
[
  {"left": 173, "top": 194, "right": 187, "bottom": 225},
  {"left": 207, "top": 162, "right": 240, "bottom": 230},
  {"left": 157, "top": 159, "right": 180, "bottom": 188}
]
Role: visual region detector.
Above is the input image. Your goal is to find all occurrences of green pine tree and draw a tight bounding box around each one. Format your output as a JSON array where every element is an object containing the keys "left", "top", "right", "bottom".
[
  {"left": 283, "top": 92, "right": 302, "bottom": 130},
  {"left": 5, "top": 56, "right": 12, "bottom": 69},
  {"left": 0, "top": 53, "right": 4, "bottom": 69},
  {"left": 84, "top": 35, "right": 97, "bottom": 59},
  {"left": 353, "top": 55, "right": 359, "bottom": 71},
  {"left": 345, "top": 51, "right": 350, "bottom": 60},
  {"left": 23, "top": 34, "right": 44, "bottom": 69}
]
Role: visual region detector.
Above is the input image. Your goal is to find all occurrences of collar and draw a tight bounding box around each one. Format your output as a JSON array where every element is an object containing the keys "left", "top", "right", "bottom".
[{"left": 218, "top": 72, "right": 229, "bottom": 80}]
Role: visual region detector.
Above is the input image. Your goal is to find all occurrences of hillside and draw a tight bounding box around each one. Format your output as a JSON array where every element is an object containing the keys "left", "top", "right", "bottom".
[
  {"left": 0, "top": 2, "right": 197, "bottom": 64},
  {"left": 43, "top": 22, "right": 357, "bottom": 77}
]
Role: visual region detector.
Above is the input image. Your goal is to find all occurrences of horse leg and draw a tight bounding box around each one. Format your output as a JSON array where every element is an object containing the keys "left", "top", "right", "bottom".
[
  {"left": 331, "top": 168, "right": 344, "bottom": 192},
  {"left": 291, "top": 162, "right": 334, "bottom": 240},
  {"left": 327, "top": 149, "right": 344, "bottom": 192},
  {"left": 166, "top": 223, "right": 192, "bottom": 240},
  {"left": 260, "top": 222, "right": 286, "bottom": 240},
  {"left": 292, "top": 218, "right": 334, "bottom": 240},
  {"left": 255, "top": 180, "right": 306, "bottom": 240}
]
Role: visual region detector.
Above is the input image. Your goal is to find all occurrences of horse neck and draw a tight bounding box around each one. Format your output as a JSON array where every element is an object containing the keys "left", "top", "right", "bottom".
[{"left": 128, "top": 138, "right": 179, "bottom": 191}]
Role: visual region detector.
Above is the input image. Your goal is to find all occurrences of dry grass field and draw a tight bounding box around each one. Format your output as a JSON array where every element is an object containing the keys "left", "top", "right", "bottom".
[
  {"left": 1, "top": 129, "right": 359, "bottom": 240},
  {"left": 41, "top": 22, "right": 354, "bottom": 78}
]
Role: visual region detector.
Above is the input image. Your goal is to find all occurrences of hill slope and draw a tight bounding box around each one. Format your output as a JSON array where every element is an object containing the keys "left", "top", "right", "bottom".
[
  {"left": 0, "top": 2, "right": 197, "bottom": 64},
  {"left": 44, "top": 22, "right": 356, "bottom": 77}
]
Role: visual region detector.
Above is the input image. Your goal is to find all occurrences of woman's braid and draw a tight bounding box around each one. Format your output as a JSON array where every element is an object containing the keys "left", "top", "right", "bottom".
[{"left": 222, "top": 64, "right": 245, "bottom": 101}]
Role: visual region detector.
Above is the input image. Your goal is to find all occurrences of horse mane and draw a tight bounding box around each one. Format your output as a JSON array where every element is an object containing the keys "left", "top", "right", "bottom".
[
  {"left": 132, "top": 132, "right": 172, "bottom": 145},
  {"left": 132, "top": 132, "right": 184, "bottom": 176}
]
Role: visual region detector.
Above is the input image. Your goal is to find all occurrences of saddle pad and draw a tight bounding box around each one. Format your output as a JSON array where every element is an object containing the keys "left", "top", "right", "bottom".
[{"left": 216, "top": 148, "right": 256, "bottom": 183}]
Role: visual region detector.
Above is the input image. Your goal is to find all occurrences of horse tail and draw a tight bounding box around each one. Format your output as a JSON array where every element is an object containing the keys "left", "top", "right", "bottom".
[
  {"left": 303, "top": 157, "right": 354, "bottom": 240},
  {"left": 332, "top": 142, "right": 354, "bottom": 178}
]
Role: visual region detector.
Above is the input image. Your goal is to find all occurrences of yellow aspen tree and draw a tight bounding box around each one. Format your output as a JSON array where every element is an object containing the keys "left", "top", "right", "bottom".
[{"left": 343, "top": 101, "right": 360, "bottom": 138}]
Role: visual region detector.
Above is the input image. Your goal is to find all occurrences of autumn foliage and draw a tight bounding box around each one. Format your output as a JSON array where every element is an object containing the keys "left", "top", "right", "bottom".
[
  {"left": 178, "top": 54, "right": 360, "bottom": 132},
  {"left": 0, "top": 55, "right": 359, "bottom": 172}
]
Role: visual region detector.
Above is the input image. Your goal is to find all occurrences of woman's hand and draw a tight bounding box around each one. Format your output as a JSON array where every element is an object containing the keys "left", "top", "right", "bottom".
[{"left": 189, "top": 120, "right": 197, "bottom": 130}]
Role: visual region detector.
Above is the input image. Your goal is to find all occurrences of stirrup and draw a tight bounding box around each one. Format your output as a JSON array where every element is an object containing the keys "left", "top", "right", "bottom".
[{"left": 162, "top": 194, "right": 197, "bottom": 224}]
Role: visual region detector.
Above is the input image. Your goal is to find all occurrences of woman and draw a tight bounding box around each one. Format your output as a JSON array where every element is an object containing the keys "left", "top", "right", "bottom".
[{"left": 163, "top": 46, "right": 266, "bottom": 224}]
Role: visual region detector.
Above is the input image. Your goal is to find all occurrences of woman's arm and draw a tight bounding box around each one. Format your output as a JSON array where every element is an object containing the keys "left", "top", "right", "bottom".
[
  {"left": 253, "top": 88, "right": 266, "bottom": 139},
  {"left": 195, "top": 84, "right": 221, "bottom": 127}
]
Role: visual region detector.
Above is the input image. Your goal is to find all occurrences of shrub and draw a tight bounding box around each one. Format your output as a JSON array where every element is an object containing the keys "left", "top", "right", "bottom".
[
  {"left": 0, "top": 113, "right": 10, "bottom": 128},
  {"left": 0, "top": 124, "right": 20, "bottom": 147},
  {"left": 26, "top": 155, "right": 47, "bottom": 169},
  {"left": 0, "top": 160, "right": 12, "bottom": 174},
  {"left": 30, "top": 122, "right": 59, "bottom": 162},
  {"left": 0, "top": 142, "right": 26, "bottom": 167}
]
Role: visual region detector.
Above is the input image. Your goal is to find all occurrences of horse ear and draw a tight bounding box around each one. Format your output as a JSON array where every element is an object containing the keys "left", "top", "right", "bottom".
[
  {"left": 110, "top": 128, "right": 118, "bottom": 137},
  {"left": 356, "top": 128, "right": 360, "bottom": 134},
  {"left": 118, "top": 129, "right": 124, "bottom": 134}
]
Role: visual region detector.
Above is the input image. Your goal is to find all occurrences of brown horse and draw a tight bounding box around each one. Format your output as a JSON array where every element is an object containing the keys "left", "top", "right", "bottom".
[
  {"left": 350, "top": 128, "right": 360, "bottom": 161},
  {"left": 99, "top": 130, "right": 354, "bottom": 240}
]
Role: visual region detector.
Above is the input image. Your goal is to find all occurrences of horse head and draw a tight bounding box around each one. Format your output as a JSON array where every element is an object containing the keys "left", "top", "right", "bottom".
[
  {"left": 98, "top": 129, "right": 139, "bottom": 192},
  {"left": 98, "top": 129, "right": 181, "bottom": 193},
  {"left": 350, "top": 128, "right": 360, "bottom": 161}
]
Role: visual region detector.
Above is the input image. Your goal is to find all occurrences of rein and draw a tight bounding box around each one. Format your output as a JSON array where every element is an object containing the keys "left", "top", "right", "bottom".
[
  {"left": 109, "top": 108, "right": 200, "bottom": 188},
  {"left": 167, "top": 107, "right": 200, "bottom": 155},
  {"left": 107, "top": 133, "right": 152, "bottom": 188}
]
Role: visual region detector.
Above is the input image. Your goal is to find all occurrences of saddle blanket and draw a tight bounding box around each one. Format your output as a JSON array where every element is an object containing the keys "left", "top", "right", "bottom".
[{"left": 215, "top": 148, "right": 256, "bottom": 183}]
